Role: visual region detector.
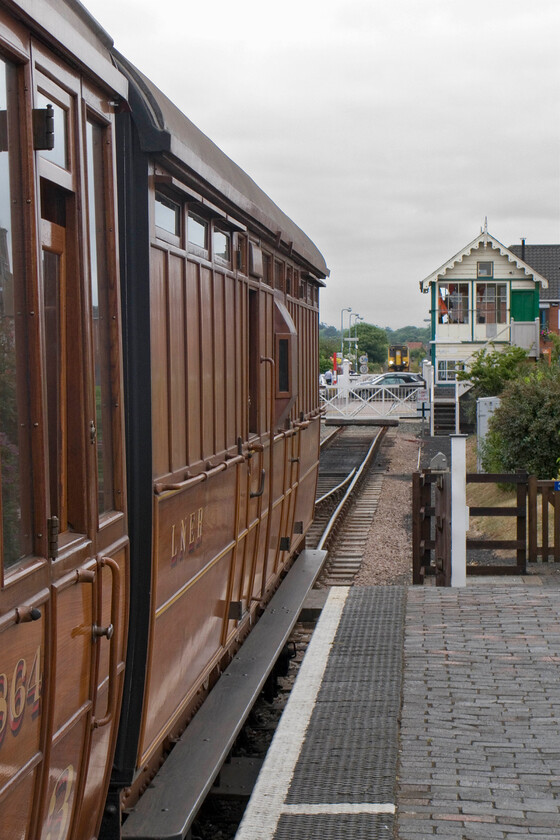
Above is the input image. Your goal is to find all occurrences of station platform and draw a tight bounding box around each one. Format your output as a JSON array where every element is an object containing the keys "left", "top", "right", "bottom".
[{"left": 235, "top": 573, "right": 560, "bottom": 840}]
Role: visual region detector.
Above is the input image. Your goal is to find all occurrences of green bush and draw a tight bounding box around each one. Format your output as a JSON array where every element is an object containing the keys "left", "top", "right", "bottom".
[
  {"left": 459, "top": 345, "right": 529, "bottom": 399},
  {"left": 480, "top": 364, "right": 560, "bottom": 479}
]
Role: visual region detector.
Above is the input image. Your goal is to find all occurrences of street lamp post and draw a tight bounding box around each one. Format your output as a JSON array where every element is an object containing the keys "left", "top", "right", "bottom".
[
  {"left": 347, "top": 313, "right": 361, "bottom": 370},
  {"left": 340, "top": 307, "right": 352, "bottom": 368},
  {"left": 354, "top": 315, "right": 364, "bottom": 364}
]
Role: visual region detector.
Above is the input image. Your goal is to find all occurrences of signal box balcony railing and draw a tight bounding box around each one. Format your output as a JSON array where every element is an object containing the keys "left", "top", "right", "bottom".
[{"left": 320, "top": 382, "right": 424, "bottom": 419}]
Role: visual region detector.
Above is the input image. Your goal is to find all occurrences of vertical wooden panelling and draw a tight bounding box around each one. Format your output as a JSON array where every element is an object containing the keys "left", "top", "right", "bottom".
[
  {"left": 235, "top": 280, "right": 243, "bottom": 443},
  {"left": 224, "top": 274, "right": 236, "bottom": 450},
  {"left": 151, "top": 247, "right": 170, "bottom": 478},
  {"left": 213, "top": 272, "right": 226, "bottom": 454},
  {"left": 168, "top": 254, "right": 186, "bottom": 471},
  {"left": 200, "top": 267, "right": 214, "bottom": 460},
  {"left": 186, "top": 260, "right": 202, "bottom": 467}
]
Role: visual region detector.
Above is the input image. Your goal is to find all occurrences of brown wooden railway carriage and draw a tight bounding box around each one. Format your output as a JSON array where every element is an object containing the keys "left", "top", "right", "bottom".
[
  {"left": 0, "top": 1, "right": 328, "bottom": 837},
  {"left": 104, "top": 57, "right": 328, "bottom": 833},
  {"left": 0, "top": 1, "right": 129, "bottom": 839}
]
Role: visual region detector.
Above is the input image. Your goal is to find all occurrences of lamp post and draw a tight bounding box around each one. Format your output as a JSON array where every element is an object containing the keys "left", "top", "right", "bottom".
[
  {"left": 347, "top": 313, "right": 361, "bottom": 370},
  {"left": 354, "top": 315, "right": 364, "bottom": 363},
  {"left": 340, "top": 307, "right": 352, "bottom": 367}
]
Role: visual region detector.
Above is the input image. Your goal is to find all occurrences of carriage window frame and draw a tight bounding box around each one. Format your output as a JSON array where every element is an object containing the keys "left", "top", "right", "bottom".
[
  {"left": 274, "top": 260, "right": 284, "bottom": 292},
  {"left": 187, "top": 211, "right": 209, "bottom": 257},
  {"left": 275, "top": 333, "right": 293, "bottom": 397},
  {"left": 154, "top": 191, "right": 182, "bottom": 245},
  {"left": 235, "top": 233, "right": 248, "bottom": 274},
  {"left": 0, "top": 55, "right": 34, "bottom": 576},
  {"left": 213, "top": 225, "right": 231, "bottom": 265},
  {"left": 86, "top": 114, "right": 121, "bottom": 519},
  {"left": 35, "top": 70, "right": 75, "bottom": 193},
  {"left": 262, "top": 252, "right": 272, "bottom": 286}
]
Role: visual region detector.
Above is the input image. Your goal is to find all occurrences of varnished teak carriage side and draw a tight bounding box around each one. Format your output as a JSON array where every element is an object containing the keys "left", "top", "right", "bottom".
[
  {"left": 0, "top": 3, "right": 129, "bottom": 839},
  {"left": 0, "top": 2, "right": 328, "bottom": 838}
]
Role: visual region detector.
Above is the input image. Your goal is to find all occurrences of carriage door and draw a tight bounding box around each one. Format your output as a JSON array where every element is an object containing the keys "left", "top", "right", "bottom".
[{"left": 34, "top": 56, "right": 126, "bottom": 840}]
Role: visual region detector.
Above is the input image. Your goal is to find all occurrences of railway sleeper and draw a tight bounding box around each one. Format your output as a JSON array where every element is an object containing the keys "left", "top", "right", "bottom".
[{"left": 120, "top": 549, "right": 326, "bottom": 840}]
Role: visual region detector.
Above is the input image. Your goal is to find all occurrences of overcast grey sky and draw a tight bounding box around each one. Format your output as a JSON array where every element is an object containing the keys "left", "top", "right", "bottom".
[{"left": 86, "top": 0, "right": 560, "bottom": 329}]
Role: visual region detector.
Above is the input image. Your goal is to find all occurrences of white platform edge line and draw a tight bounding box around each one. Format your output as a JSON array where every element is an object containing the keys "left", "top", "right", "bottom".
[
  {"left": 234, "top": 586, "right": 350, "bottom": 840},
  {"left": 282, "top": 803, "right": 396, "bottom": 815}
]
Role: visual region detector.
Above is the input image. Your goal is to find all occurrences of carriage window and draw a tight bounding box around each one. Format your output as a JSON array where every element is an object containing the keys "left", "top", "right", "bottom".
[
  {"left": 213, "top": 228, "right": 230, "bottom": 262},
  {"left": 86, "top": 120, "right": 115, "bottom": 515},
  {"left": 274, "top": 261, "right": 284, "bottom": 292},
  {"left": 1, "top": 58, "right": 32, "bottom": 569},
  {"left": 188, "top": 213, "right": 208, "bottom": 250},
  {"left": 155, "top": 193, "right": 180, "bottom": 237},
  {"left": 262, "top": 253, "right": 272, "bottom": 286},
  {"left": 236, "top": 234, "right": 247, "bottom": 274},
  {"left": 278, "top": 339, "right": 289, "bottom": 393},
  {"left": 36, "top": 90, "right": 68, "bottom": 170}
]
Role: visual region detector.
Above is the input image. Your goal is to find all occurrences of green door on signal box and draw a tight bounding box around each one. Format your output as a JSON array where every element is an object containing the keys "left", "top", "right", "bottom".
[{"left": 511, "top": 289, "right": 538, "bottom": 322}]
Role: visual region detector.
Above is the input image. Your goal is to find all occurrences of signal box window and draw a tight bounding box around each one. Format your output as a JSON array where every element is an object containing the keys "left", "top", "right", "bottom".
[
  {"left": 477, "top": 261, "right": 493, "bottom": 278},
  {"left": 476, "top": 283, "right": 507, "bottom": 324},
  {"left": 438, "top": 283, "right": 469, "bottom": 324},
  {"left": 438, "top": 360, "right": 462, "bottom": 382}
]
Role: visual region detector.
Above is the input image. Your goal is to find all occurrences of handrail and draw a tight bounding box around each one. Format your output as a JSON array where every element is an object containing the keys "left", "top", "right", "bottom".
[{"left": 155, "top": 453, "right": 245, "bottom": 494}]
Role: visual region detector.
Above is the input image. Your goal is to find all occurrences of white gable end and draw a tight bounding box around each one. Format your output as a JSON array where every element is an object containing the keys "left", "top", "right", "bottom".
[{"left": 420, "top": 232, "right": 549, "bottom": 291}]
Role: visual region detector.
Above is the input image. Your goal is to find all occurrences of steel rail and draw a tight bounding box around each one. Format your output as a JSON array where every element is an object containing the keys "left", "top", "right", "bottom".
[
  {"left": 317, "top": 430, "right": 385, "bottom": 551},
  {"left": 315, "top": 468, "right": 357, "bottom": 506}
]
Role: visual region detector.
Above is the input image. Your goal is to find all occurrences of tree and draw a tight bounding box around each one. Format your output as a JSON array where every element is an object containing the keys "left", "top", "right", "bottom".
[
  {"left": 319, "top": 323, "right": 339, "bottom": 339},
  {"left": 481, "top": 364, "right": 560, "bottom": 479},
  {"left": 386, "top": 325, "right": 429, "bottom": 345},
  {"left": 319, "top": 333, "right": 339, "bottom": 372},
  {"left": 354, "top": 323, "right": 388, "bottom": 366}
]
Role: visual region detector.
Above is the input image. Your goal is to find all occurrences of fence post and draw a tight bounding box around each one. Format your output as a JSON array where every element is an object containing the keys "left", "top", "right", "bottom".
[
  {"left": 451, "top": 435, "right": 467, "bottom": 587},
  {"left": 528, "top": 475, "right": 537, "bottom": 563},
  {"left": 516, "top": 471, "right": 527, "bottom": 573},
  {"left": 412, "top": 472, "right": 422, "bottom": 584},
  {"left": 555, "top": 485, "right": 560, "bottom": 562}
]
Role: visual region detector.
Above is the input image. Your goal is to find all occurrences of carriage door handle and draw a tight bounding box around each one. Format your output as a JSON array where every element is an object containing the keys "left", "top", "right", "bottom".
[
  {"left": 250, "top": 469, "right": 266, "bottom": 498},
  {"left": 92, "top": 556, "right": 121, "bottom": 729}
]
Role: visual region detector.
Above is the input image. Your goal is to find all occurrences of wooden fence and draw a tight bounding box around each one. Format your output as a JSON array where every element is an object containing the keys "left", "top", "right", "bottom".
[
  {"left": 528, "top": 477, "right": 560, "bottom": 563},
  {"left": 413, "top": 470, "right": 534, "bottom": 585}
]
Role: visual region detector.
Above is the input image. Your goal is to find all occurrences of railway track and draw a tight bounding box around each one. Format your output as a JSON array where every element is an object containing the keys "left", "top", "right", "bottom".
[{"left": 310, "top": 424, "right": 394, "bottom": 586}]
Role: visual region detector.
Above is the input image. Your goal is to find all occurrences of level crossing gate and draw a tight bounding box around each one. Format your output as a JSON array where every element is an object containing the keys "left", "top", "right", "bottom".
[{"left": 320, "top": 382, "right": 424, "bottom": 420}]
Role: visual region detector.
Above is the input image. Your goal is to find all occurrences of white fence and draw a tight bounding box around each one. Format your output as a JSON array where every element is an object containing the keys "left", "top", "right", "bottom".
[{"left": 320, "top": 382, "right": 426, "bottom": 419}]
